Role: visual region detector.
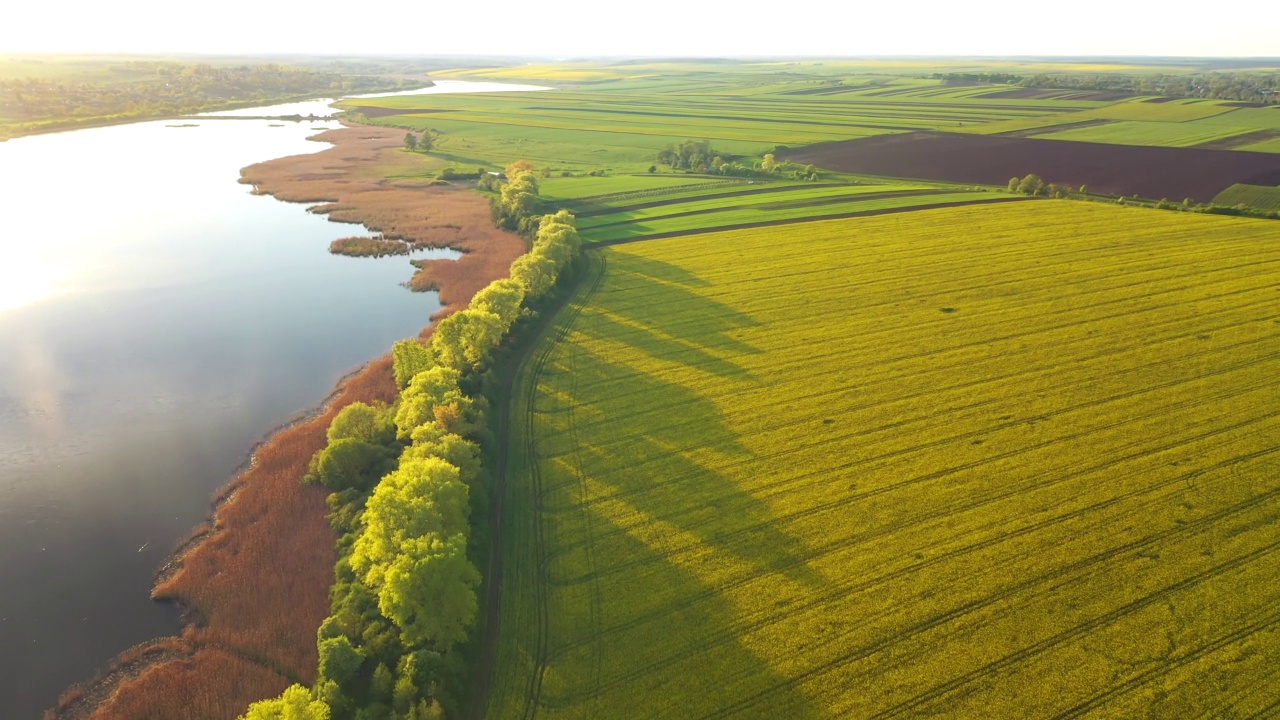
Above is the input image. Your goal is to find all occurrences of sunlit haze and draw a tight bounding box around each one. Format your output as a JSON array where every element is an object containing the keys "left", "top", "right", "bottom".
[{"left": 3, "top": 0, "right": 1277, "bottom": 57}]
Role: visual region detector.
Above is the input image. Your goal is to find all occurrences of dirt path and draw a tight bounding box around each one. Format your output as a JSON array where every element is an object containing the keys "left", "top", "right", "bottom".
[{"left": 467, "top": 252, "right": 606, "bottom": 720}]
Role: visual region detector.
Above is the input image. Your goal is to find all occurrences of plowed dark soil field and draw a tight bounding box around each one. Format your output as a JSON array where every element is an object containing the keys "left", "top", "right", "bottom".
[{"left": 780, "top": 131, "right": 1280, "bottom": 202}]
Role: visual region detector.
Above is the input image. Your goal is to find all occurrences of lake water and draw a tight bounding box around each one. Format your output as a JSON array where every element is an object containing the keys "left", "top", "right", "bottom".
[{"left": 0, "top": 82, "right": 529, "bottom": 718}]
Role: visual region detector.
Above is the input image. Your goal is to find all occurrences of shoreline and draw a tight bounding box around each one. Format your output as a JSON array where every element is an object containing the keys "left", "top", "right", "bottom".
[
  {"left": 48, "top": 121, "right": 526, "bottom": 720},
  {"left": 0, "top": 82, "right": 435, "bottom": 142}
]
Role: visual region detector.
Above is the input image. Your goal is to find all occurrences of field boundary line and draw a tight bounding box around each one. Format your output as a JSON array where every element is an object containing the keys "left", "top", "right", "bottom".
[{"left": 585, "top": 196, "right": 1034, "bottom": 246}]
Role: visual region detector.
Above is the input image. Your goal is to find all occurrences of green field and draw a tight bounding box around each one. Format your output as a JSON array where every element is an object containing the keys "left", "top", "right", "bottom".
[
  {"left": 1035, "top": 119, "right": 1262, "bottom": 147},
  {"left": 573, "top": 184, "right": 1011, "bottom": 243},
  {"left": 340, "top": 69, "right": 1098, "bottom": 176},
  {"left": 488, "top": 201, "right": 1280, "bottom": 719},
  {"left": 1214, "top": 183, "right": 1280, "bottom": 210}
]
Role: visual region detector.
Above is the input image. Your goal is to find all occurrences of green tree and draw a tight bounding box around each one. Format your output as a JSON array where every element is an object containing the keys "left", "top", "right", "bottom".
[
  {"left": 393, "top": 366, "right": 470, "bottom": 438},
  {"left": 239, "top": 684, "right": 329, "bottom": 720},
  {"left": 509, "top": 252, "right": 559, "bottom": 301},
  {"left": 432, "top": 309, "right": 506, "bottom": 373},
  {"left": 392, "top": 340, "right": 435, "bottom": 390},
  {"left": 403, "top": 133, "right": 417, "bottom": 152},
  {"left": 1016, "top": 173, "right": 1046, "bottom": 196},
  {"left": 504, "top": 159, "right": 534, "bottom": 177},
  {"left": 350, "top": 457, "right": 478, "bottom": 651},
  {"left": 375, "top": 532, "right": 479, "bottom": 650},
  {"left": 352, "top": 457, "right": 471, "bottom": 569},
  {"left": 328, "top": 402, "right": 395, "bottom": 445},
  {"left": 404, "top": 422, "right": 482, "bottom": 485},
  {"left": 307, "top": 438, "right": 396, "bottom": 492},
  {"left": 318, "top": 635, "right": 364, "bottom": 686},
  {"left": 372, "top": 662, "right": 395, "bottom": 701},
  {"left": 469, "top": 278, "right": 526, "bottom": 327},
  {"left": 1008, "top": 177, "right": 1020, "bottom": 192}
]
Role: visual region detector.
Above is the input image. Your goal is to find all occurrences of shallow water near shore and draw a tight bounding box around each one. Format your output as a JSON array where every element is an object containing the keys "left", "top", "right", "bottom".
[{"left": 0, "top": 89, "right": 483, "bottom": 718}]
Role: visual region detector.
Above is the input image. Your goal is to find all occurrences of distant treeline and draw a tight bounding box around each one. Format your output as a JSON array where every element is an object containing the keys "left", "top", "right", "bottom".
[
  {"left": 240, "top": 168, "right": 584, "bottom": 720},
  {"left": 933, "top": 71, "right": 1280, "bottom": 104},
  {"left": 933, "top": 72, "right": 1022, "bottom": 85},
  {"left": 0, "top": 62, "right": 425, "bottom": 134},
  {"left": 1009, "top": 173, "right": 1280, "bottom": 220}
]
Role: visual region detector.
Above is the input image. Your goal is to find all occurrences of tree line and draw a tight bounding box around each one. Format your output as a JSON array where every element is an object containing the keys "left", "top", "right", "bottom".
[
  {"left": 0, "top": 62, "right": 423, "bottom": 135},
  {"left": 1007, "top": 173, "right": 1279, "bottom": 220},
  {"left": 240, "top": 180, "right": 584, "bottom": 720},
  {"left": 932, "top": 69, "right": 1279, "bottom": 105},
  {"left": 655, "top": 140, "right": 819, "bottom": 180}
]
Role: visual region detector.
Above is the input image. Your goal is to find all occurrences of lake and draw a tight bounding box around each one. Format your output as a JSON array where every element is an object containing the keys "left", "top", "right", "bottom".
[{"left": 0, "top": 80, "right": 535, "bottom": 718}]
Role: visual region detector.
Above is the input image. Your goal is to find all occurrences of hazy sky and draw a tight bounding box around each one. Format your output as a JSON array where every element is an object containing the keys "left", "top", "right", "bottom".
[{"left": 3, "top": 0, "right": 1277, "bottom": 57}]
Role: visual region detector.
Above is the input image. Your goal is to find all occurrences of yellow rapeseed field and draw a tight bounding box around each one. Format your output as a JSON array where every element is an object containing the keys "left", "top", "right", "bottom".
[{"left": 488, "top": 201, "right": 1280, "bottom": 719}]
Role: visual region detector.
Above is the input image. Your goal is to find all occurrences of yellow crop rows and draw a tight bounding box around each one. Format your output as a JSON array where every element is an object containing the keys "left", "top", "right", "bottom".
[{"left": 488, "top": 201, "right": 1280, "bottom": 719}]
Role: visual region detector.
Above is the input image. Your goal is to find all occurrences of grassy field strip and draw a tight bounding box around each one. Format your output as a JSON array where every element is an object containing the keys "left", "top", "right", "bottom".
[
  {"left": 456, "top": 106, "right": 899, "bottom": 138},
  {"left": 576, "top": 190, "right": 950, "bottom": 230},
  {"left": 537, "top": 176, "right": 748, "bottom": 202},
  {"left": 418, "top": 117, "right": 776, "bottom": 169},
  {"left": 579, "top": 192, "right": 1005, "bottom": 242},
  {"left": 420, "top": 111, "right": 870, "bottom": 145},
  {"left": 1081, "top": 101, "right": 1237, "bottom": 122},
  {"left": 958, "top": 113, "right": 1095, "bottom": 135},
  {"left": 564, "top": 182, "right": 820, "bottom": 214},
  {"left": 517, "top": 104, "right": 1014, "bottom": 130},
  {"left": 1191, "top": 107, "right": 1280, "bottom": 130},
  {"left": 575, "top": 184, "right": 937, "bottom": 228},
  {"left": 487, "top": 201, "right": 1280, "bottom": 719},
  {"left": 1035, "top": 120, "right": 1265, "bottom": 147},
  {"left": 1240, "top": 137, "right": 1280, "bottom": 153},
  {"left": 1214, "top": 183, "right": 1280, "bottom": 210}
]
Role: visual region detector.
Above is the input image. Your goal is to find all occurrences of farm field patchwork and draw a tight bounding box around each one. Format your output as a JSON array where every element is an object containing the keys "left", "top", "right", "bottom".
[
  {"left": 488, "top": 201, "right": 1280, "bottom": 720},
  {"left": 534, "top": 175, "right": 1023, "bottom": 244},
  {"left": 340, "top": 78, "right": 1090, "bottom": 174},
  {"left": 574, "top": 186, "right": 1016, "bottom": 243},
  {"left": 779, "top": 131, "right": 1280, "bottom": 202},
  {"left": 1034, "top": 119, "right": 1264, "bottom": 148}
]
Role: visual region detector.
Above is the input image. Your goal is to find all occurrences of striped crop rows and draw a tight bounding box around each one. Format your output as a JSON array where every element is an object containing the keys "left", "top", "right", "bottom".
[{"left": 487, "top": 201, "right": 1280, "bottom": 719}]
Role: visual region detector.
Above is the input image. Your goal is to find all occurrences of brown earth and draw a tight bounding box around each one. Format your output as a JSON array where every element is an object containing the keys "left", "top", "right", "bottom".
[
  {"left": 242, "top": 124, "right": 525, "bottom": 316},
  {"left": 779, "top": 131, "right": 1280, "bottom": 203},
  {"left": 48, "top": 123, "right": 525, "bottom": 720}
]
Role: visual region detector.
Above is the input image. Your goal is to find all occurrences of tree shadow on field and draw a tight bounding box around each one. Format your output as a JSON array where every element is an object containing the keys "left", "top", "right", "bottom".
[
  {"left": 545, "top": 337, "right": 823, "bottom": 591},
  {"left": 537, "top": 498, "right": 825, "bottom": 720},
  {"left": 530, "top": 332, "right": 826, "bottom": 717},
  {"left": 574, "top": 254, "right": 764, "bottom": 380}
]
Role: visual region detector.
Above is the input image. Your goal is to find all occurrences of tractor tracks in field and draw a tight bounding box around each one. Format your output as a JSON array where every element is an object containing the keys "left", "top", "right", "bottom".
[{"left": 468, "top": 249, "right": 607, "bottom": 720}]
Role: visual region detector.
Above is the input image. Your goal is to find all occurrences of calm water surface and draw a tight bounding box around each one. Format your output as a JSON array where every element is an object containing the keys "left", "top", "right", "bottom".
[{"left": 0, "top": 85, "right": 508, "bottom": 718}]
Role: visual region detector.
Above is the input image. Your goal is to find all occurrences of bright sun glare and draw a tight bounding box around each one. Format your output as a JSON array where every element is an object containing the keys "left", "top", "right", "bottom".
[{"left": 0, "top": 263, "right": 65, "bottom": 312}]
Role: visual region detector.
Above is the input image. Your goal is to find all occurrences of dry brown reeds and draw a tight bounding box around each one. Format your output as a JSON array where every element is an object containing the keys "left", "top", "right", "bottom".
[{"left": 51, "top": 123, "right": 524, "bottom": 720}]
